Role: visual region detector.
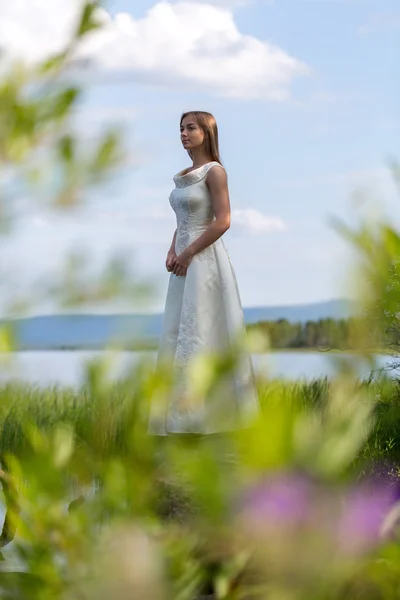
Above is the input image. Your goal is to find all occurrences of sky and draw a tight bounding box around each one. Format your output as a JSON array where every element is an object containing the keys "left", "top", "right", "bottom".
[{"left": 0, "top": 0, "right": 398, "bottom": 314}]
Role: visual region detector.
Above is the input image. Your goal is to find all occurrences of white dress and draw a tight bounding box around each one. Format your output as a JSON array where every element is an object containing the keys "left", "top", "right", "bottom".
[{"left": 148, "top": 161, "right": 259, "bottom": 435}]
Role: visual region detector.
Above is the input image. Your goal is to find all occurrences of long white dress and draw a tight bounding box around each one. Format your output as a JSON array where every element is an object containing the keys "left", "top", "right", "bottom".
[{"left": 148, "top": 161, "right": 259, "bottom": 435}]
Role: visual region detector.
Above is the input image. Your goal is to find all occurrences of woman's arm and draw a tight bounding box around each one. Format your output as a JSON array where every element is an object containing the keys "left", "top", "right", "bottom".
[
  {"left": 166, "top": 229, "right": 178, "bottom": 271},
  {"left": 186, "top": 166, "right": 231, "bottom": 257},
  {"left": 169, "top": 229, "right": 177, "bottom": 252}
]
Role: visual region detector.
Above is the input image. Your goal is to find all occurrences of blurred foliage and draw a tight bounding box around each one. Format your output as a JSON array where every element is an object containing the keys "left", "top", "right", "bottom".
[
  {"left": 0, "top": 1, "right": 400, "bottom": 598},
  {"left": 0, "top": 0, "right": 153, "bottom": 317},
  {"left": 0, "top": 1, "right": 114, "bottom": 205},
  {"left": 0, "top": 360, "right": 398, "bottom": 598}
]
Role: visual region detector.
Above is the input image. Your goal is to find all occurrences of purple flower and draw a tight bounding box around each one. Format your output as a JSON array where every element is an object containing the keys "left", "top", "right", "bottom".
[
  {"left": 240, "top": 472, "right": 313, "bottom": 530},
  {"left": 336, "top": 485, "right": 395, "bottom": 555},
  {"left": 240, "top": 472, "right": 396, "bottom": 557}
]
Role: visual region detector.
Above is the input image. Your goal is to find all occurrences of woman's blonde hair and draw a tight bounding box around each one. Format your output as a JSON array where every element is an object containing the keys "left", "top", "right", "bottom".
[{"left": 180, "top": 111, "right": 222, "bottom": 164}]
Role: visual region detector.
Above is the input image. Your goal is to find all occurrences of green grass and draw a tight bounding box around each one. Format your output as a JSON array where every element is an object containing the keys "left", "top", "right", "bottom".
[
  {"left": 0, "top": 375, "right": 399, "bottom": 468},
  {"left": 0, "top": 382, "right": 138, "bottom": 460}
]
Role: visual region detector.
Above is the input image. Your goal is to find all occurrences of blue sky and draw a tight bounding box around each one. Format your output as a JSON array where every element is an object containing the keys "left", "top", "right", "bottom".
[{"left": 0, "top": 0, "right": 398, "bottom": 313}]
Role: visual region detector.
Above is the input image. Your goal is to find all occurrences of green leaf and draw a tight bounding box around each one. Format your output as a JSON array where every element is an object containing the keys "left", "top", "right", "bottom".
[
  {"left": 91, "top": 130, "right": 122, "bottom": 173},
  {"left": 58, "top": 135, "right": 75, "bottom": 164},
  {"left": 0, "top": 325, "right": 14, "bottom": 352},
  {"left": 39, "top": 52, "right": 68, "bottom": 75},
  {"left": 51, "top": 87, "right": 81, "bottom": 121},
  {"left": 76, "top": 2, "right": 104, "bottom": 38},
  {"left": 53, "top": 425, "right": 75, "bottom": 468}
]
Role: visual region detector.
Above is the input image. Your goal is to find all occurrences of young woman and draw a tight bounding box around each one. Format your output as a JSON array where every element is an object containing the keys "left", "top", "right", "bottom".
[{"left": 148, "top": 111, "right": 259, "bottom": 435}]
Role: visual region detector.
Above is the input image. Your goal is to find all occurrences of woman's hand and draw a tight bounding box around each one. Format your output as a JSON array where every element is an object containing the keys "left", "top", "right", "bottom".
[
  {"left": 166, "top": 249, "right": 177, "bottom": 272},
  {"left": 172, "top": 249, "right": 194, "bottom": 277}
]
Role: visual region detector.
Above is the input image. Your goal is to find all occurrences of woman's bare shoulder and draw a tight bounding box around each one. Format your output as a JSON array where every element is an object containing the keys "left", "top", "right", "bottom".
[{"left": 206, "top": 164, "right": 227, "bottom": 183}]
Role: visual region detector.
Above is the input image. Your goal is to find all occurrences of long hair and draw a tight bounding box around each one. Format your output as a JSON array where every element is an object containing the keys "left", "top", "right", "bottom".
[{"left": 180, "top": 111, "right": 222, "bottom": 164}]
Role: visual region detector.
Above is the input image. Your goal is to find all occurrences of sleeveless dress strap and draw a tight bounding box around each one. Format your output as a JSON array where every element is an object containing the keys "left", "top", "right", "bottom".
[{"left": 203, "top": 162, "right": 225, "bottom": 176}]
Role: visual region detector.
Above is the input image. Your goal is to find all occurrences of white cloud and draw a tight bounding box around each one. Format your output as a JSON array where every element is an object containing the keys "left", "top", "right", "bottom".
[
  {"left": 179, "top": 0, "right": 272, "bottom": 7},
  {"left": 0, "top": 0, "right": 83, "bottom": 66},
  {"left": 232, "top": 208, "right": 286, "bottom": 234},
  {"left": 179, "top": 0, "right": 247, "bottom": 6},
  {"left": 0, "top": 0, "right": 309, "bottom": 101}
]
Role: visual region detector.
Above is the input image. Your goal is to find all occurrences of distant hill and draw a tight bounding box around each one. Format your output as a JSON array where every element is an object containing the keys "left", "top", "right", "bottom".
[
  {"left": 243, "top": 299, "right": 357, "bottom": 324},
  {"left": 3, "top": 299, "right": 358, "bottom": 350}
]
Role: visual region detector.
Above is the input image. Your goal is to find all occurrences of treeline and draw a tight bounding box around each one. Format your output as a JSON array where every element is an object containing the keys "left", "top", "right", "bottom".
[{"left": 247, "top": 317, "right": 398, "bottom": 350}]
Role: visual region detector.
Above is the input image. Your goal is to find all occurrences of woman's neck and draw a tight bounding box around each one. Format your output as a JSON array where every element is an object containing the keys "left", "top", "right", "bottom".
[{"left": 191, "top": 149, "right": 212, "bottom": 168}]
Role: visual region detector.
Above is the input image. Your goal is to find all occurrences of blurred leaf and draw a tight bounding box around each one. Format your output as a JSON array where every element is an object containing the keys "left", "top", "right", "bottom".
[
  {"left": 39, "top": 52, "right": 69, "bottom": 75},
  {"left": 48, "top": 88, "right": 81, "bottom": 122},
  {"left": 52, "top": 425, "right": 75, "bottom": 469},
  {"left": 91, "top": 130, "right": 123, "bottom": 175},
  {"left": 58, "top": 134, "right": 75, "bottom": 164},
  {"left": 75, "top": 2, "right": 104, "bottom": 38},
  {"left": 0, "top": 325, "right": 14, "bottom": 353}
]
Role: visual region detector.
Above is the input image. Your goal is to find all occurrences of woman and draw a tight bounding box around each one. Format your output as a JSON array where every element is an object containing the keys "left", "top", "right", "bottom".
[{"left": 148, "top": 111, "right": 259, "bottom": 435}]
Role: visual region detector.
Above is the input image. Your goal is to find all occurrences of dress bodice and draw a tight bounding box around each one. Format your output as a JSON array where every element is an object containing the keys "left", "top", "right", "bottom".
[{"left": 170, "top": 161, "right": 223, "bottom": 254}]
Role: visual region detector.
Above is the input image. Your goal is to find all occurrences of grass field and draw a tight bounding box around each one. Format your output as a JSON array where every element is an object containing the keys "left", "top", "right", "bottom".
[{"left": 0, "top": 375, "right": 399, "bottom": 468}]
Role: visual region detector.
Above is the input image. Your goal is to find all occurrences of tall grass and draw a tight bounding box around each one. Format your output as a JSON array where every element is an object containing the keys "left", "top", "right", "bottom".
[{"left": 0, "top": 374, "right": 399, "bottom": 467}]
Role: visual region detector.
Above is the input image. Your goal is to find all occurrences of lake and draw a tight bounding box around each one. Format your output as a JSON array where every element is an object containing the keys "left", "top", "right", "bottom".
[{"left": 0, "top": 350, "right": 395, "bottom": 388}]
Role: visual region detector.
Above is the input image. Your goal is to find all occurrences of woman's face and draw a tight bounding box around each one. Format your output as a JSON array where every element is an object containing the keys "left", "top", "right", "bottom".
[{"left": 180, "top": 115, "right": 205, "bottom": 152}]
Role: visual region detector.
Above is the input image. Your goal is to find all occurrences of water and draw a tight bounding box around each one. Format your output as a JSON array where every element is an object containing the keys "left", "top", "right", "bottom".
[{"left": 0, "top": 350, "right": 394, "bottom": 388}]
